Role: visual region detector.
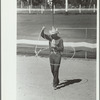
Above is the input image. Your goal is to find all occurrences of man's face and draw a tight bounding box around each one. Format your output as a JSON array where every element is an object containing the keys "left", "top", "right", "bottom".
[{"left": 51, "top": 33, "right": 58, "bottom": 39}]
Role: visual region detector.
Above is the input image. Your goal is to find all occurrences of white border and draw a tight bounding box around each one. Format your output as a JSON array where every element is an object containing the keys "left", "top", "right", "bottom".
[
  {"left": 1, "top": 0, "right": 16, "bottom": 100},
  {"left": 96, "top": 0, "right": 99, "bottom": 100},
  {"left": 1, "top": 0, "right": 99, "bottom": 100}
]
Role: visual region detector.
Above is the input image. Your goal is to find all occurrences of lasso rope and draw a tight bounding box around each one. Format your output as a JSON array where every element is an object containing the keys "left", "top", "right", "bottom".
[
  {"left": 34, "top": 28, "right": 76, "bottom": 65},
  {"left": 34, "top": 29, "right": 43, "bottom": 57},
  {"left": 34, "top": 29, "right": 76, "bottom": 59},
  {"left": 52, "top": 0, "right": 54, "bottom": 27},
  {"left": 64, "top": 46, "right": 76, "bottom": 60},
  {"left": 34, "top": 0, "right": 76, "bottom": 64},
  {"left": 35, "top": 0, "right": 54, "bottom": 56}
]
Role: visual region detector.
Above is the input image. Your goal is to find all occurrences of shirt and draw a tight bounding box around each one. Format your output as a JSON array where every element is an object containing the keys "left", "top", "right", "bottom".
[{"left": 41, "top": 30, "right": 64, "bottom": 54}]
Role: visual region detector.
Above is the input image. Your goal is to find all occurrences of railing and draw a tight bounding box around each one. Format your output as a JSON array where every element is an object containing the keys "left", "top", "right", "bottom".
[
  {"left": 17, "top": 28, "right": 96, "bottom": 59},
  {"left": 17, "top": 5, "right": 97, "bottom": 14}
]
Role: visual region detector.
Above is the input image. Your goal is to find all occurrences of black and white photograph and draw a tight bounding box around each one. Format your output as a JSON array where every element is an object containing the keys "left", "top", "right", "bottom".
[
  {"left": 1, "top": 0, "right": 99, "bottom": 100},
  {"left": 17, "top": 0, "right": 98, "bottom": 100}
]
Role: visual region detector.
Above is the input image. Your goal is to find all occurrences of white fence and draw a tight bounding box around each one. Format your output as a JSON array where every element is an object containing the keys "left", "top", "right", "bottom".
[
  {"left": 17, "top": 5, "right": 97, "bottom": 14},
  {"left": 17, "top": 28, "right": 96, "bottom": 59}
]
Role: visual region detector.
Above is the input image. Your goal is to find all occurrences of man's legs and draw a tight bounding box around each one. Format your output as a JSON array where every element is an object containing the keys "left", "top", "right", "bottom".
[
  {"left": 53, "top": 65, "right": 60, "bottom": 87},
  {"left": 53, "top": 54, "right": 61, "bottom": 87},
  {"left": 50, "top": 65, "right": 54, "bottom": 77},
  {"left": 49, "top": 54, "right": 54, "bottom": 77},
  {"left": 50, "top": 53, "right": 61, "bottom": 88}
]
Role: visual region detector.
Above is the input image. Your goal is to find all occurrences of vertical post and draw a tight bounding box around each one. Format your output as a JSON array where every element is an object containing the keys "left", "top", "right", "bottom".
[
  {"left": 41, "top": 5, "right": 43, "bottom": 14},
  {"left": 85, "top": 50, "right": 88, "bottom": 59},
  {"left": 54, "top": 5, "right": 55, "bottom": 14},
  {"left": 29, "top": 5, "right": 31, "bottom": 13},
  {"left": 52, "top": 0, "right": 54, "bottom": 26},
  {"left": 29, "top": 0, "right": 32, "bottom": 13},
  {"left": 21, "top": 1, "right": 23, "bottom": 8},
  {"left": 31, "top": 0, "right": 32, "bottom": 7},
  {"left": 79, "top": 4, "right": 81, "bottom": 13},
  {"left": 93, "top": 4, "right": 95, "bottom": 13},
  {"left": 50, "top": 0, "right": 52, "bottom": 11},
  {"left": 89, "top": 0, "right": 92, "bottom": 8},
  {"left": 27, "top": 0, "right": 29, "bottom": 8},
  {"left": 65, "top": 0, "right": 68, "bottom": 12},
  {"left": 45, "top": 0, "right": 46, "bottom": 9},
  {"left": 41, "top": 5, "right": 44, "bottom": 14},
  {"left": 85, "top": 28, "right": 88, "bottom": 59}
]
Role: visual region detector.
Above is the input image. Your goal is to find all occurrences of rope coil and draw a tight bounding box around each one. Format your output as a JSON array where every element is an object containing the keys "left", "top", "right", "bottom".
[
  {"left": 34, "top": 28, "right": 76, "bottom": 65},
  {"left": 34, "top": 25, "right": 76, "bottom": 61},
  {"left": 34, "top": 0, "right": 76, "bottom": 65}
]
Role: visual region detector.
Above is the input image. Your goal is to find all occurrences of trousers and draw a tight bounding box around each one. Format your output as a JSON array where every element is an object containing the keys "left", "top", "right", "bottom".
[{"left": 49, "top": 52, "right": 61, "bottom": 87}]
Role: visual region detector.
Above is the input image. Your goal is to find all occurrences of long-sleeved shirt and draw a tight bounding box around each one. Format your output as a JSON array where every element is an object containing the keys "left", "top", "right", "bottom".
[{"left": 41, "top": 29, "right": 64, "bottom": 54}]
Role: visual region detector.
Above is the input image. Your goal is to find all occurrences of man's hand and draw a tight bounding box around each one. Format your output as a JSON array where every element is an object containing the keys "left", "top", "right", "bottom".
[
  {"left": 51, "top": 39, "right": 55, "bottom": 47},
  {"left": 41, "top": 26, "right": 45, "bottom": 30}
]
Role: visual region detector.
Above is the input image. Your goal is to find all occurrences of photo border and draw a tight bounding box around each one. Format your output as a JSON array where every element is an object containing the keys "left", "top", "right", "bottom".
[{"left": 1, "top": 0, "right": 99, "bottom": 100}]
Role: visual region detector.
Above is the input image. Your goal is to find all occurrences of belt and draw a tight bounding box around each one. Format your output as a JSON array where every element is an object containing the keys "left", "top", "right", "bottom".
[
  {"left": 51, "top": 51, "right": 57, "bottom": 54},
  {"left": 50, "top": 48, "right": 61, "bottom": 54},
  {"left": 50, "top": 51, "right": 61, "bottom": 54}
]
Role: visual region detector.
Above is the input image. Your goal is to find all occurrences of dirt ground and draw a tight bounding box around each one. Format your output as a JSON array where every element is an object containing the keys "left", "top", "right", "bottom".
[
  {"left": 17, "top": 56, "right": 96, "bottom": 100},
  {"left": 17, "top": 13, "right": 96, "bottom": 100}
]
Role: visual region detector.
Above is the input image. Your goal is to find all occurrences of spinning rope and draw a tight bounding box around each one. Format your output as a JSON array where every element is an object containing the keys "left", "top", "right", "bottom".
[
  {"left": 34, "top": 0, "right": 76, "bottom": 64},
  {"left": 34, "top": 28, "right": 76, "bottom": 61}
]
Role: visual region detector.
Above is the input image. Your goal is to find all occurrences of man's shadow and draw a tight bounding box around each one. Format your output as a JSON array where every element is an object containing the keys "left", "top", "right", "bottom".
[{"left": 57, "top": 79, "right": 82, "bottom": 89}]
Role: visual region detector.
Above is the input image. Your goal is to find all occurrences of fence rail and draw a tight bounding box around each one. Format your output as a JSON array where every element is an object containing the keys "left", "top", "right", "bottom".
[{"left": 17, "top": 7, "right": 97, "bottom": 14}]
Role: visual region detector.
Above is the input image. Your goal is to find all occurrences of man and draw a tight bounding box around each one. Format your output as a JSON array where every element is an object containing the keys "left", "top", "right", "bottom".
[{"left": 41, "top": 26, "right": 64, "bottom": 90}]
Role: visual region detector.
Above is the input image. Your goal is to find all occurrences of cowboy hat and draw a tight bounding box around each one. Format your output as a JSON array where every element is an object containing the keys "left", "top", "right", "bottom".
[{"left": 49, "top": 26, "right": 59, "bottom": 35}]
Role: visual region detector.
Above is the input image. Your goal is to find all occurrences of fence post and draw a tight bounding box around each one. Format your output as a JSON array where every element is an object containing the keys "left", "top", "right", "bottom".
[
  {"left": 41, "top": 5, "right": 44, "bottom": 14},
  {"left": 21, "top": 1, "right": 23, "bottom": 8},
  {"left": 93, "top": 4, "right": 95, "bottom": 13},
  {"left": 29, "top": 5, "right": 31, "bottom": 14},
  {"left": 65, "top": 0, "right": 68, "bottom": 12},
  {"left": 79, "top": 5, "right": 81, "bottom": 13},
  {"left": 85, "top": 50, "right": 88, "bottom": 59},
  {"left": 85, "top": 28, "right": 88, "bottom": 59},
  {"left": 45, "top": 0, "right": 47, "bottom": 9},
  {"left": 54, "top": 5, "right": 55, "bottom": 14}
]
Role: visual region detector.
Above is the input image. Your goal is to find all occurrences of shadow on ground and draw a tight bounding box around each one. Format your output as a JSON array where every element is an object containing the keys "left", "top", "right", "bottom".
[{"left": 57, "top": 79, "right": 82, "bottom": 89}]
